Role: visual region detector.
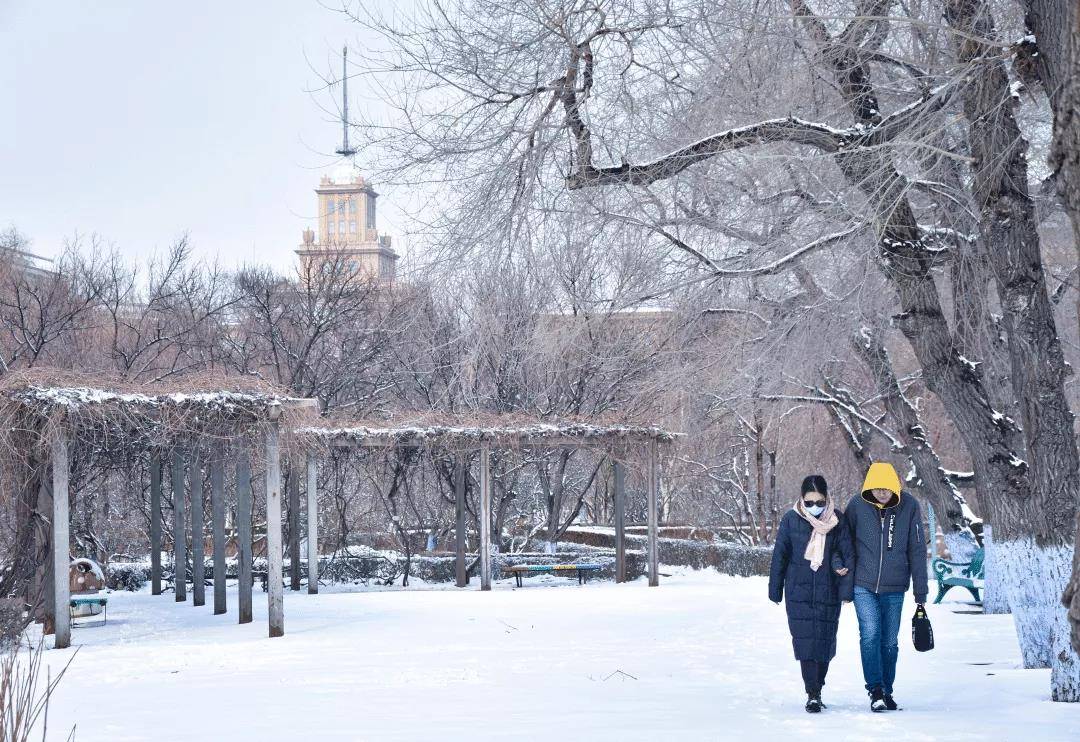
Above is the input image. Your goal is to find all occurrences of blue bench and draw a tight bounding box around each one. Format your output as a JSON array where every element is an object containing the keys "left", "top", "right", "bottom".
[
  {"left": 504, "top": 563, "right": 602, "bottom": 588},
  {"left": 932, "top": 548, "right": 984, "bottom": 604},
  {"left": 69, "top": 594, "right": 108, "bottom": 626}
]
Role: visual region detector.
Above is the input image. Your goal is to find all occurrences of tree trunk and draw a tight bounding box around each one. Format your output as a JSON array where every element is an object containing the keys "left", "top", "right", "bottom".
[
  {"left": 852, "top": 326, "right": 979, "bottom": 542},
  {"left": 945, "top": 0, "right": 1080, "bottom": 698},
  {"left": 1041, "top": 0, "right": 1080, "bottom": 659}
]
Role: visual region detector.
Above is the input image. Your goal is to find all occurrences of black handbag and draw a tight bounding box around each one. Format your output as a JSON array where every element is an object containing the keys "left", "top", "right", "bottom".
[{"left": 912, "top": 604, "right": 934, "bottom": 652}]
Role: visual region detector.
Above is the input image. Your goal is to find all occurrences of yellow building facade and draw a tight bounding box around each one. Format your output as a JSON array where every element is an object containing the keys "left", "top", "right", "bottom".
[{"left": 295, "top": 167, "right": 397, "bottom": 281}]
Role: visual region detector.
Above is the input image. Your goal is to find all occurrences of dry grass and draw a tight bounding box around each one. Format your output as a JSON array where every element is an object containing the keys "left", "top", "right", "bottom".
[{"left": 0, "top": 639, "right": 76, "bottom": 742}]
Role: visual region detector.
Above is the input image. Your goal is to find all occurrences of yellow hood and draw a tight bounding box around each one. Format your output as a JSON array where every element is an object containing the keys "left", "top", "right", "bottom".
[{"left": 861, "top": 462, "right": 901, "bottom": 498}]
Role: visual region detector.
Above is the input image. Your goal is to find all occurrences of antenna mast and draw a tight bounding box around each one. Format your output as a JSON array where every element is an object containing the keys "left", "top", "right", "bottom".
[{"left": 335, "top": 46, "right": 357, "bottom": 157}]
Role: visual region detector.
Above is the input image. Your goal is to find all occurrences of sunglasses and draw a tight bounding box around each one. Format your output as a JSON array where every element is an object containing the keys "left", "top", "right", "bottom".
[{"left": 803, "top": 498, "right": 826, "bottom": 507}]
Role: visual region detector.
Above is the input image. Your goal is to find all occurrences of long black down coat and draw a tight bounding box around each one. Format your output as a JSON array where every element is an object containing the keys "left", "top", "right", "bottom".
[{"left": 768, "top": 508, "right": 854, "bottom": 662}]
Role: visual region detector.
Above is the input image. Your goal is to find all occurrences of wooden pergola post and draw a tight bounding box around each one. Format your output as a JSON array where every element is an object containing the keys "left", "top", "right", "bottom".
[
  {"left": 172, "top": 448, "right": 187, "bottom": 602},
  {"left": 612, "top": 457, "right": 627, "bottom": 584},
  {"left": 265, "top": 421, "right": 285, "bottom": 637},
  {"left": 190, "top": 449, "right": 205, "bottom": 607},
  {"left": 454, "top": 454, "right": 467, "bottom": 588},
  {"left": 236, "top": 444, "right": 253, "bottom": 625},
  {"left": 40, "top": 477, "right": 54, "bottom": 636},
  {"left": 478, "top": 443, "right": 492, "bottom": 591},
  {"left": 150, "top": 451, "right": 162, "bottom": 596},
  {"left": 306, "top": 453, "right": 319, "bottom": 595},
  {"left": 288, "top": 458, "right": 301, "bottom": 591},
  {"left": 211, "top": 444, "right": 226, "bottom": 615},
  {"left": 646, "top": 438, "right": 659, "bottom": 587},
  {"left": 51, "top": 431, "right": 71, "bottom": 649}
]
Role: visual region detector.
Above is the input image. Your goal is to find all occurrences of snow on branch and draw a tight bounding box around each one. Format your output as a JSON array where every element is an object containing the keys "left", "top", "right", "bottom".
[
  {"left": 565, "top": 80, "right": 961, "bottom": 191},
  {"left": 704, "top": 225, "right": 866, "bottom": 277},
  {"left": 566, "top": 117, "right": 853, "bottom": 189}
]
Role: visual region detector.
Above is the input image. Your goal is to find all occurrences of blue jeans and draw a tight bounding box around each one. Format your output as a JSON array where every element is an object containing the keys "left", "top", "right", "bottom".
[{"left": 853, "top": 586, "right": 905, "bottom": 694}]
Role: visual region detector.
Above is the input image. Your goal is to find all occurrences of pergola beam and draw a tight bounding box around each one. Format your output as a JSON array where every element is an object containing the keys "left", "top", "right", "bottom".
[{"left": 314, "top": 436, "right": 667, "bottom": 450}]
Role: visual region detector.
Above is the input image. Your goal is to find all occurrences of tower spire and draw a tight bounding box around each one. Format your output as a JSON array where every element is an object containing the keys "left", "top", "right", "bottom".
[{"left": 335, "top": 46, "right": 356, "bottom": 157}]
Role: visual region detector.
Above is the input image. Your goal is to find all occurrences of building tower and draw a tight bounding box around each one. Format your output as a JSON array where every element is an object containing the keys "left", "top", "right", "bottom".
[{"left": 296, "top": 47, "right": 398, "bottom": 281}]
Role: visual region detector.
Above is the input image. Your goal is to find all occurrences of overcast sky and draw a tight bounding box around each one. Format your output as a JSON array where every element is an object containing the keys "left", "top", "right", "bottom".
[{"left": 2, "top": 1, "right": 409, "bottom": 271}]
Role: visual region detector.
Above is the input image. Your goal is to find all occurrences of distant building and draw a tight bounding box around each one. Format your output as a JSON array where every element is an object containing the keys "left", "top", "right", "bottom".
[
  {"left": 295, "top": 165, "right": 398, "bottom": 282},
  {"left": 1, "top": 243, "right": 54, "bottom": 280}
]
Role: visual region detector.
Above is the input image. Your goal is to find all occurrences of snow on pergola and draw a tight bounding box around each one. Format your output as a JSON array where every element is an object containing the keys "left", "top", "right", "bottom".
[
  {"left": 296, "top": 419, "right": 677, "bottom": 448},
  {"left": 3, "top": 372, "right": 676, "bottom": 648},
  {"left": 296, "top": 416, "right": 679, "bottom": 592},
  {"left": 0, "top": 371, "right": 318, "bottom": 649}
]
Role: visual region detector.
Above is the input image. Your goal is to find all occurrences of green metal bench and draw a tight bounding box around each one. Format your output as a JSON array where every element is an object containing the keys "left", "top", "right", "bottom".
[
  {"left": 504, "top": 564, "right": 602, "bottom": 588},
  {"left": 932, "top": 547, "right": 984, "bottom": 604},
  {"left": 69, "top": 594, "right": 108, "bottom": 626}
]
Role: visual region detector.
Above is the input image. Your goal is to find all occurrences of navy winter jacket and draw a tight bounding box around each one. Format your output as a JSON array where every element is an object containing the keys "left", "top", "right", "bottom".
[
  {"left": 844, "top": 490, "right": 929, "bottom": 602},
  {"left": 768, "top": 508, "right": 854, "bottom": 662}
]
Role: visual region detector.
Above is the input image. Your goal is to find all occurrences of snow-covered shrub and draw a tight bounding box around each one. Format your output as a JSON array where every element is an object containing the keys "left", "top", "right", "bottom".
[
  {"left": 106, "top": 562, "right": 152, "bottom": 591},
  {"left": 656, "top": 538, "right": 772, "bottom": 577},
  {"left": 318, "top": 546, "right": 402, "bottom": 585}
]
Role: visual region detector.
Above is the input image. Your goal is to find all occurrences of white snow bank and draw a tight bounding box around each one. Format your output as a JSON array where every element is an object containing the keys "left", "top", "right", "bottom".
[{"left": 28, "top": 570, "right": 1080, "bottom": 741}]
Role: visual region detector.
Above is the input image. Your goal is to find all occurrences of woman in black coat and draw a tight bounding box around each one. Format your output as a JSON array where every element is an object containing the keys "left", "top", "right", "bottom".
[{"left": 769, "top": 475, "right": 854, "bottom": 713}]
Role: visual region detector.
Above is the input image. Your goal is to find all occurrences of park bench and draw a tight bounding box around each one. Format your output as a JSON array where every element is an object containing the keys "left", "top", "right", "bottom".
[
  {"left": 932, "top": 547, "right": 984, "bottom": 604},
  {"left": 504, "top": 563, "right": 602, "bottom": 588},
  {"left": 70, "top": 594, "right": 108, "bottom": 626}
]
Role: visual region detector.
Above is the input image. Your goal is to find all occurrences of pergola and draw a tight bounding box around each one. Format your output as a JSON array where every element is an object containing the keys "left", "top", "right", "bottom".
[
  {"left": 296, "top": 419, "right": 678, "bottom": 593},
  {"left": 0, "top": 376, "right": 316, "bottom": 648},
  {"left": 1, "top": 376, "right": 676, "bottom": 647}
]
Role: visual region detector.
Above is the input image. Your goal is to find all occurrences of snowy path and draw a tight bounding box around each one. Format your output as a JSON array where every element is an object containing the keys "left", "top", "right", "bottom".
[{"left": 32, "top": 570, "right": 1079, "bottom": 741}]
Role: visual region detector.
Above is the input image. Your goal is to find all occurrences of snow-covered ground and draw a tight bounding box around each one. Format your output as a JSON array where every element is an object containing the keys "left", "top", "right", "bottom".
[{"left": 30, "top": 570, "right": 1080, "bottom": 741}]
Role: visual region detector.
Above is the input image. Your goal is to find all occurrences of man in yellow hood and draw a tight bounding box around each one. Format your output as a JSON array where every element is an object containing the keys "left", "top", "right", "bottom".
[{"left": 845, "top": 462, "right": 928, "bottom": 712}]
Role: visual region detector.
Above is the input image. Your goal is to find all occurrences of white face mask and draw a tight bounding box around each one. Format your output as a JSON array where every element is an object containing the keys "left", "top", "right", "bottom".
[{"left": 806, "top": 504, "right": 825, "bottom": 517}]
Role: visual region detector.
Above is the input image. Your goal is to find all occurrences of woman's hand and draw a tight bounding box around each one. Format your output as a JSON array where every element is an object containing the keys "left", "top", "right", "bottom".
[{"left": 835, "top": 567, "right": 849, "bottom": 576}]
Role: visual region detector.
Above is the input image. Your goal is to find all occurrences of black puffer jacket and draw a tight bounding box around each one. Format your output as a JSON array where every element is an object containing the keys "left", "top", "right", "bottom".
[
  {"left": 768, "top": 509, "right": 854, "bottom": 662},
  {"left": 844, "top": 490, "right": 929, "bottom": 602}
]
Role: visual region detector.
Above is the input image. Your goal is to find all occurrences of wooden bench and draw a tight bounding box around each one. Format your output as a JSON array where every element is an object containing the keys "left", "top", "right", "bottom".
[
  {"left": 932, "top": 547, "right": 984, "bottom": 604},
  {"left": 69, "top": 594, "right": 108, "bottom": 626},
  {"left": 504, "top": 564, "right": 602, "bottom": 588}
]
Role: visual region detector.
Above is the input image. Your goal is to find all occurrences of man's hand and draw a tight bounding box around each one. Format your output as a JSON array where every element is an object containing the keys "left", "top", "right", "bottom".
[{"left": 835, "top": 567, "right": 849, "bottom": 576}]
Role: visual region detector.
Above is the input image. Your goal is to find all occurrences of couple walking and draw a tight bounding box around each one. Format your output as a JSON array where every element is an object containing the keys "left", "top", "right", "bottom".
[{"left": 768, "top": 462, "right": 929, "bottom": 713}]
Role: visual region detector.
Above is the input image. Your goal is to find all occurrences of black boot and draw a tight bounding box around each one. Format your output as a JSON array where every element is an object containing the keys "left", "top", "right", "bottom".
[
  {"left": 869, "top": 687, "right": 887, "bottom": 712},
  {"left": 805, "top": 692, "right": 822, "bottom": 713},
  {"left": 883, "top": 693, "right": 898, "bottom": 711}
]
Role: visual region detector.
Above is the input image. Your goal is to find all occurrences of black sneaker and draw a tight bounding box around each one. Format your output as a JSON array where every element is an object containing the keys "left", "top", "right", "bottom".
[
  {"left": 869, "top": 687, "right": 887, "bottom": 712},
  {"left": 884, "top": 694, "right": 899, "bottom": 711},
  {"left": 805, "top": 693, "right": 822, "bottom": 713}
]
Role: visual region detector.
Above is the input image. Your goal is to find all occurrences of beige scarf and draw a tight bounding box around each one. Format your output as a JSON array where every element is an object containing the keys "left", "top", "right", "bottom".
[{"left": 794, "top": 495, "right": 838, "bottom": 571}]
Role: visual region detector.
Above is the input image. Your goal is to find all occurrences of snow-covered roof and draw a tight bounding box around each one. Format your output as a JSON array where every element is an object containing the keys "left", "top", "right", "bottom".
[{"left": 297, "top": 417, "right": 678, "bottom": 449}]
